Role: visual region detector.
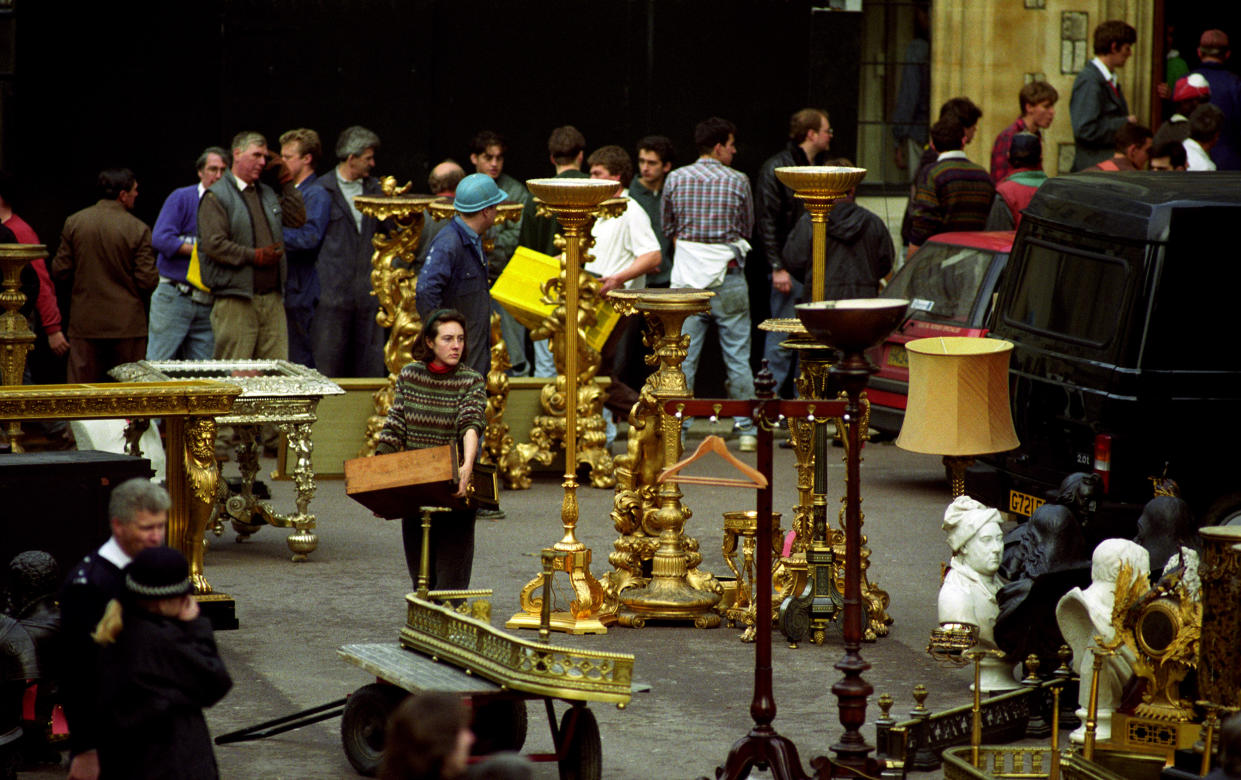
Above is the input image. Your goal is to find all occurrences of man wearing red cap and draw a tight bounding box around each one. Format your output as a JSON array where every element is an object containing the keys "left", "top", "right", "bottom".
[
  {"left": 1153, "top": 74, "right": 1211, "bottom": 149},
  {"left": 1193, "top": 29, "right": 1241, "bottom": 170}
]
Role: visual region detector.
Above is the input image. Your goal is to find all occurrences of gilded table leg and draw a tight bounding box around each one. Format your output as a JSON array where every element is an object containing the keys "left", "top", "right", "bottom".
[
  {"left": 279, "top": 420, "right": 319, "bottom": 562},
  {"left": 184, "top": 417, "right": 219, "bottom": 593},
  {"left": 163, "top": 416, "right": 220, "bottom": 595}
]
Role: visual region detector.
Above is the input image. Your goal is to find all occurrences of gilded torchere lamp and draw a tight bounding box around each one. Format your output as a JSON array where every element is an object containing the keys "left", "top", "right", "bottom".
[
  {"left": 762, "top": 165, "right": 893, "bottom": 644},
  {"left": 795, "top": 298, "right": 908, "bottom": 778},
  {"left": 894, "top": 336, "right": 1019, "bottom": 497},
  {"left": 506, "top": 178, "right": 620, "bottom": 635}
]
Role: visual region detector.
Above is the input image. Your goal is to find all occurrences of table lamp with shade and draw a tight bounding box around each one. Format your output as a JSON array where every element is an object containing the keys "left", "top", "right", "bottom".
[{"left": 895, "top": 336, "right": 1020, "bottom": 497}]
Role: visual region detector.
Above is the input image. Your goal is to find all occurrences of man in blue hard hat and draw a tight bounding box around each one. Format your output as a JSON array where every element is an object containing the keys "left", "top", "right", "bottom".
[{"left": 416, "top": 172, "right": 507, "bottom": 377}]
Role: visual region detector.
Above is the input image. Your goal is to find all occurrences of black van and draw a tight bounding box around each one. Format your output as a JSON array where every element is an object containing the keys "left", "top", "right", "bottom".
[{"left": 965, "top": 171, "right": 1241, "bottom": 535}]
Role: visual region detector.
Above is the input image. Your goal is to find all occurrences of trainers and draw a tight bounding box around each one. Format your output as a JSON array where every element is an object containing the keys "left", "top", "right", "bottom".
[{"left": 738, "top": 434, "right": 758, "bottom": 452}]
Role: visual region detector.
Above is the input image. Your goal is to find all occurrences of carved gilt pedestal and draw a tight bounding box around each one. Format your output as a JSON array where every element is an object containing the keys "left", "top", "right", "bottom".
[
  {"left": 605, "top": 288, "right": 722, "bottom": 628},
  {"left": 355, "top": 181, "right": 436, "bottom": 456}
]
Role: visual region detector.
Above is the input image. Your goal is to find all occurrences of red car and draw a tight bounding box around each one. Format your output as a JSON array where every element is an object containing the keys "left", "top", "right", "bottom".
[{"left": 867, "top": 231, "right": 1015, "bottom": 435}]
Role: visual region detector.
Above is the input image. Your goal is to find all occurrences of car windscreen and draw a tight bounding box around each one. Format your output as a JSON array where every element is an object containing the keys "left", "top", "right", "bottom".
[
  {"left": 1002, "top": 239, "right": 1129, "bottom": 347},
  {"left": 883, "top": 243, "right": 993, "bottom": 324}
]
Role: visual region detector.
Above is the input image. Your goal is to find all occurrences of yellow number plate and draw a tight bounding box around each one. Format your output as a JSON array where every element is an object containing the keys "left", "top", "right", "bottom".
[
  {"left": 886, "top": 344, "right": 908, "bottom": 368},
  {"left": 1008, "top": 490, "right": 1045, "bottom": 517}
]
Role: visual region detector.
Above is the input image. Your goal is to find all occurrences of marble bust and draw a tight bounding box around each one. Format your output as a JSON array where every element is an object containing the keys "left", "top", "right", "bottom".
[
  {"left": 1055, "top": 538, "right": 1150, "bottom": 743},
  {"left": 937, "top": 495, "right": 1017, "bottom": 692}
]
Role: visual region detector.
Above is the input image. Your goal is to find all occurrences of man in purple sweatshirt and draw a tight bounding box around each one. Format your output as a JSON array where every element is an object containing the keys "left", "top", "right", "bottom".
[{"left": 146, "top": 147, "right": 230, "bottom": 360}]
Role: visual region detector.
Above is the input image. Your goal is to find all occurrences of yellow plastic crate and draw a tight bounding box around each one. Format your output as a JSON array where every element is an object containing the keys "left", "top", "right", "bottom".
[{"left": 491, "top": 246, "right": 620, "bottom": 352}]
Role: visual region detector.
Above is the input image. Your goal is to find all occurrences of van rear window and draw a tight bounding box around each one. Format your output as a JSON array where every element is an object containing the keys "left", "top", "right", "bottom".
[{"left": 1004, "top": 241, "right": 1127, "bottom": 346}]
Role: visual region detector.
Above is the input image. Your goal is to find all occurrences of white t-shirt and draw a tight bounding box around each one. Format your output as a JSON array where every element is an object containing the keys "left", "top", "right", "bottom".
[
  {"left": 1183, "top": 138, "right": 1217, "bottom": 171},
  {"left": 586, "top": 192, "right": 660, "bottom": 289}
]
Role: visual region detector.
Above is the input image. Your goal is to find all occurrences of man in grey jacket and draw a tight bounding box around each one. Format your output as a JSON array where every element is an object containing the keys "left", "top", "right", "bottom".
[
  {"left": 311, "top": 125, "right": 386, "bottom": 377},
  {"left": 198, "top": 131, "right": 305, "bottom": 360}
]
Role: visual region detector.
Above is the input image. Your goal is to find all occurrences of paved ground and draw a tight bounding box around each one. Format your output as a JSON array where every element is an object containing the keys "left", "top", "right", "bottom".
[{"left": 21, "top": 422, "right": 994, "bottom": 779}]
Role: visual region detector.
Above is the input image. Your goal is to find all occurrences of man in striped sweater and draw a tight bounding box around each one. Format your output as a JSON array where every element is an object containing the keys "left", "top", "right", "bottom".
[{"left": 909, "top": 115, "right": 995, "bottom": 255}]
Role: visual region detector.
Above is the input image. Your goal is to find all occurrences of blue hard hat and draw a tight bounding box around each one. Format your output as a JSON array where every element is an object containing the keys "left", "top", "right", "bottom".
[{"left": 453, "top": 173, "right": 508, "bottom": 213}]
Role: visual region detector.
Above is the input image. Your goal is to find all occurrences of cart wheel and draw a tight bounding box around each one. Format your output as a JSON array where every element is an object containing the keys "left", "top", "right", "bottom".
[
  {"left": 472, "top": 698, "right": 528, "bottom": 754},
  {"left": 341, "top": 683, "right": 406, "bottom": 776},
  {"left": 557, "top": 706, "right": 601, "bottom": 780}
]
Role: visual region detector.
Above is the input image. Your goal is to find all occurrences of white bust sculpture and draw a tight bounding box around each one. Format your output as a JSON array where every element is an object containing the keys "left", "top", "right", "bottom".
[
  {"left": 937, "top": 495, "right": 1018, "bottom": 692},
  {"left": 1055, "top": 538, "right": 1150, "bottom": 743}
]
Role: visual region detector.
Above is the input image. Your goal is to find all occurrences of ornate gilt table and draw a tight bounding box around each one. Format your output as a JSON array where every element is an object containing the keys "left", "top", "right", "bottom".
[
  {"left": 0, "top": 380, "right": 240, "bottom": 626},
  {"left": 110, "top": 359, "right": 344, "bottom": 561}
]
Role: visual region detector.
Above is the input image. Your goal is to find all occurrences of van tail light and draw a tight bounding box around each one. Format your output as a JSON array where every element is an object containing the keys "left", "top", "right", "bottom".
[{"left": 1093, "top": 434, "right": 1112, "bottom": 494}]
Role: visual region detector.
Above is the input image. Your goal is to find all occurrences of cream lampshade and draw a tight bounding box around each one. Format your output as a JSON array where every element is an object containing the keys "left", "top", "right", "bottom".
[{"left": 895, "top": 336, "right": 1020, "bottom": 496}]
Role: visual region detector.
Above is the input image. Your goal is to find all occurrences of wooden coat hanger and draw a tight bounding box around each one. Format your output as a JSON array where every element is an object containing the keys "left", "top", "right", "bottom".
[{"left": 657, "top": 435, "right": 768, "bottom": 489}]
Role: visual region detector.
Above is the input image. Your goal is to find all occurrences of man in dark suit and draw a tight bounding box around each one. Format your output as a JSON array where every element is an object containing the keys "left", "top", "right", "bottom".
[
  {"left": 311, "top": 125, "right": 385, "bottom": 377},
  {"left": 1070, "top": 20, "right": 1139, "bottom": 171}
]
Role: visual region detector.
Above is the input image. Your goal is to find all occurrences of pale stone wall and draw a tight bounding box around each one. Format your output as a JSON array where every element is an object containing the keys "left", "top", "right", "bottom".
[{"left": 930, "top": 0, "right": 1155, "bottom": 175}]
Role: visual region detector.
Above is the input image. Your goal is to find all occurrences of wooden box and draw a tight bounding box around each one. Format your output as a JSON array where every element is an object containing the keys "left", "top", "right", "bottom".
[{"left": 344, "top": 444, "right": 498, "bottom": 518}]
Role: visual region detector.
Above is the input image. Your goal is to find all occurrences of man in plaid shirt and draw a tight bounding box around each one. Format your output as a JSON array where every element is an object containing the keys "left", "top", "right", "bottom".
[{"left": 661, "top": 116, "right": 758, "bottom": 451}]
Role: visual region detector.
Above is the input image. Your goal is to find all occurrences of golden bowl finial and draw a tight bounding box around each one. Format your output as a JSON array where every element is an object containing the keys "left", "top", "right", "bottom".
[
  {"left": 773, "top": 166, "right": 867, "bottom": 195},
  {"left": 525, "top": 178, "right": 620, "bottom": 208}
]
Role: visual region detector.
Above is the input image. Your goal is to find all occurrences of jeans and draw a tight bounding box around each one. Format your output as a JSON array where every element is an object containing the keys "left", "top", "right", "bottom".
[
  {"left": 146, "top": 281, "right": 215, "bottom": 361},
  {"left": 681, "top": 268, "right": 756, "bottom": 435},
  {"left": 762, "top": 273, "right": 805, "bottom": 396},
  {"left": 532, "top": 339, "right": 555, "bottom": 378},
  {"left": 495, "top": 301, "right": 529, "bottom": 376}
]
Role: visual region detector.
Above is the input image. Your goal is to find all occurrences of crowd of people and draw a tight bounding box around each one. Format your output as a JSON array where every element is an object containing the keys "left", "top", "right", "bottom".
[
  {"left": 907, "top": 22, "right": 1241, "bottom": 250},
  {"left": 3, "top": 104, "right": 909, "bottom": 455},
  {"left": 4, "top": 20, "right": 1239, "bottom": 422}
]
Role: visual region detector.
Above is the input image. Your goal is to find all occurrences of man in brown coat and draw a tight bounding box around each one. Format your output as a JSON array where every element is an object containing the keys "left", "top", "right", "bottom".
[{"left": 51, "top": 168, "right": 158, "bottom": 382}]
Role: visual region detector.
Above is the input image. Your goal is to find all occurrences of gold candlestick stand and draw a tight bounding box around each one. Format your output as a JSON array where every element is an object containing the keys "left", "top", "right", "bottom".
[
  {"left": 506, "top": 179, "right": 622, "bottom": 635},
  {"left": 0, "top": 243, "right": 42, "bottom": 451},
  {"left": 764, "top": 167, "right": 892, "bottom": 644},
  {"left": 526, "top": 200, "right": 625, "bottom": 490},
  {"left": 603, "top": 288, "right": 721, "bottom": 627}
]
